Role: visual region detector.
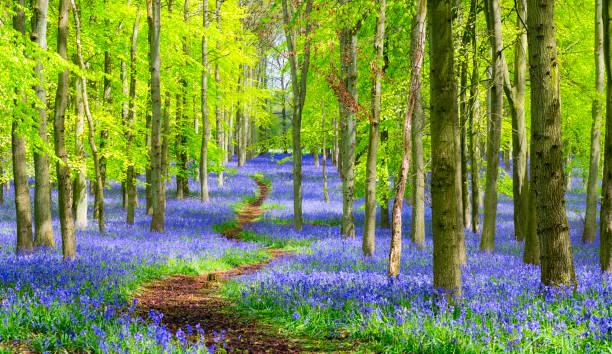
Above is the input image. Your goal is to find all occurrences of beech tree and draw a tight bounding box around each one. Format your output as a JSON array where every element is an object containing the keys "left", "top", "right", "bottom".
[{"left": 527, "top": 0, "right": 577, "bottom": 286}]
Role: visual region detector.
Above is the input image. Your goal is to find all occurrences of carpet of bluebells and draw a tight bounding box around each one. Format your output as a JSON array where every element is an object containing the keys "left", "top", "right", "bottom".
[
  {"left": 1, "top": 154, "right": 611, "bottom": 353},
  {"left": 225, "top": 154, "right": 612, "bottom": 352},
  {"left": 0, "top": 166, "right": 268, "bottom": 352}
]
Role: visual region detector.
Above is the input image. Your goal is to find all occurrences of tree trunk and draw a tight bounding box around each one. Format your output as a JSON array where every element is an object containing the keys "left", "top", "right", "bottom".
[
  {"left": 388, "top": 0, "right": 426, "bottom": 276},
  {"left": 340, "top": 18, "right": 359, "bottom": 239},
  {"left": 200, "top": 0, "right": 210, "bottom": 203},
  {"left": 468, "top": 37, "right": 481, "bottom": 234},
  {"left": 161, "top": 94, "right": 170, "bottom": 209},
  {"left": 74, "top": 65, "right": 88, "bottom": 230},
  {"left": 55, "top": 0, "right": 76, "bottom": 259},
  {"left": 72, "top": 0, "right": 105, "bottom": 234},
  {"left": 322, "top": 101, "right": 330, "bottom": 202},
  {"left": 12, "top": 3, "right": 34, "bottom": 253},
  {"left": 511, "top": 0, "right": 529, "bottom": 243},
  {"left": 146, "top": 113, "right": 153, "bottom": 215},
  {"left": 428, "top": 0, "right": 462, "bottom": 298},
  {"left": 148, "top": 0, "right": 164, "bottom": 232},
  {"left": 215, "top": 0, "right": 224, "bottom": 187},
  {"left": 126, "top": 13, "right": 140, "bottom": 224},
  {"left": 31, "top": 0, "right": 54, "bottom": 248},
  {"left": 480, "top": 0, "right": 504, "bottom": 253},
  {"left": 282, "top": 0, "right": 313, "bottom": 231},
  {"left": 599, "top": 0, "right": 612, "bottom": 272},
  {"left": 527, "top": 0, "right": 577, "bottom": 286},
  {"left": 363, "top": 0, "right": 386, "bottom": 257}
]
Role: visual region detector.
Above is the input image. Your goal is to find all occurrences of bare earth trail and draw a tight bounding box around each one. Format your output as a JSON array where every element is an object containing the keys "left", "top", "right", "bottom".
[{"left": 134, "top": 178, "right": 307, "bottom": 353}]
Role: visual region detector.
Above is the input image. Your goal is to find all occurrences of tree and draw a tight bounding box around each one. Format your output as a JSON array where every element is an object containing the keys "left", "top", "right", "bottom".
[
  {"left": 149, "top": 0, "right": 165, "bottom": 232},
  {"left": 282, "top": 0, "right": 314, "bottom": 231},
  {"left": 480, "top": 0, "right": 504, "bottom": 253},
  {"left": 527, "top": 0, "right": 577, "bottom": 286},
  {"left": 429, "top": 0, "right": 462, "bottom": 298},
  {"left": 467, "top": 0, "right": 481, "bottom": 234},
  {"left": 388, "top": 0, "right": 426, "bottom": 276},
  {"left": 31, "top": 0, "right": 54, "bottom": 248},
  {"left": 584, "top": 0, "right": 604, "bottom": 244},
  {"left": 339, "top": 2, "right": 360, "bottom": 239},
  {"left": 215, "top": 0, "right": 224, "bottom": 187},
  {"left": 73, "top": 62, "right": 88, "bottom": 230},
  {"left": 12, "top": 0, "right": 34, "bottom": 255},
  {"left": 201, "top": 0, "right": 211, "bottom": 203},
  {"left": 56, "top": 0, "right": 76, "bottom": 259},
  {"left": 126, "top": 13, "right": 140, "bottom": 224},
  {"left": 71, "top": 0, "right": 105, "bottom": 234},
  {"left": 362, "top": 0, "right": 386, "bottom": 257},
  {"left": 511, "top": 0, "right": 529, "bottom": 243},
  {"left": 600, "top": 0, "right": 612, "bottom": 272}
]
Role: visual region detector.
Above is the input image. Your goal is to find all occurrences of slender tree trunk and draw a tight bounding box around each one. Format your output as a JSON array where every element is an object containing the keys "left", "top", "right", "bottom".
[
  {"left": 599, "top": 0, "right": 612, "bottom": 272},
  {"left": 71, "top": 0, "right": 105, "bottom": 234},
  {"left": 126, "top": 13, "right": 140, "bottom": 224},
  {"left": 161, "top": 94, "right": 170, "bottom": 208},
  {"left": 148, "top": 0, "right": 164, "bottom": 232},
  {"left": 410, "top": 87, "right": 426, "bottom": 249},
  {"left": 388, "top": 0, "right": 426, "bottom": 276},
  {"left": 527, "top": 0, "right": 577, "bottom": 286},
  {"left": 200, "top": 0, "right": 210, "bottom": 202},
  {"left": 511, "top": 0, "right": 529, "bottom": 242},
  {"left": 459, "top": 62, "right": 471, "bottom": 232},
  {"left": 282, "top": 0, "right": 313, "bottom": 231},
  {"left": 322, "top": 101, "right": 330, "bottom": 203},
  {"left": 363, "top": 0, "right": 386, "bottom": 257},
  {"left": 469, "top": 39, "right": 481, "bottom": 234},
  {"left": 74, "top": 66, "right": 88, "bottom": 230},
  {"left": 146, "top": 113, "right": 153, "bottom": 215},
  {"left": 339, "top": 18, "right": 359, "bottom": 239},
  {"left": 12, "top": 5, "right": 34, "bottom": 253},
  {"left": 176, "top": 93, "right": 185, "bottom": 200},
  {"left": 428, "top": 0, "right": 462, "bottom": 298},
  {"left": 31, "top": 0, "right": 54, "bottom": 247},
  {"left": 480, "top": 0, "right": 504, "bottom": 253},
  {"left": 54, "top": 0, "right": 76, "bottom": 258},
  {"left": 215, "top": 0, "right": 224, "bottom": 187}
]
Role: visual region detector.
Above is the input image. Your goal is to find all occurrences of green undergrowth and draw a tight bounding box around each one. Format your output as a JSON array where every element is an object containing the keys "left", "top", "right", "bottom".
[
  {"left": 259, "top": 216, "right": 342, "bottom": 227},
  {"left": 238, "top": 228, "right": 312, "bottom": 252}
]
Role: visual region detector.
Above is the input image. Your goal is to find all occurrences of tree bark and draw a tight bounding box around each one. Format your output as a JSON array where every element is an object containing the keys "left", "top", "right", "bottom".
[
  {"left": 600, "top": 0, "right": 612, "bottom": 272},
  {"left": 363, "top": 0, "right": 386, "bottom": 257},
  {"left": 215, "top": 0, "right": 224, "bottom": 187},
  {"left": 126, "top": 13, "right": 140, "bottom": 224},
  {"left": 200, "top": 0, "right": 211, "bottom": 202},
  {"left": 12, "top": 6, "right": 34, "bottom": 254},
  {"left": 511, "top": 0, "right": 529, "bottom": 243},
  {"left": 583, "top": 16, "right": 602, "bottom": 245},
  {"left": 73, "top": 65, "right": 88, "bottom": 230},
  {"left": 148, "top": 0, "right": 164, "bottom": 232},
  {"left": 322, "top": 101, "right": 330, "bottom": 203},
  {"left": 54, "top": 0, "right": 76, "bottom": 258},
  {"left": 527, "top": 0, "right": 577, "bottom": 286},
  {"left": 428, "top": 0, "right": 462, "bottom": 298},
  {"left": 339, "top": 12, "right": 360, "bottom": 239},
  {"left": 468, "top": 31, "right": 481, "bottom": 234},
  {"left": 71, "top": 0, "right": 105, "bottom": 234},
  {"left": 31, "top": 0, "right": 54, "bottom": 248},
  {"left": 388, "top": 0, "right": 426, "bottom": 276},
  {"left": 480, "top": 0, "right": 504, "bottom": 253},
  {"left": 282, "top": 0, "right": 313, "bottom": 231}
]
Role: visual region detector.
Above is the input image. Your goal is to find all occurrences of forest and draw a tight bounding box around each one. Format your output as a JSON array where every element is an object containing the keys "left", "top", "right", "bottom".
[{"left": 0, "top": 0, "right": 611, "bottom": 351}]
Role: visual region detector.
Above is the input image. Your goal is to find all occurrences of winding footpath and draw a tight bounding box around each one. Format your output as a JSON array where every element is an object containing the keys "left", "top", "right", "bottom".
[{"left": 134, "top": 178, "right": 299, "bottom": 352}]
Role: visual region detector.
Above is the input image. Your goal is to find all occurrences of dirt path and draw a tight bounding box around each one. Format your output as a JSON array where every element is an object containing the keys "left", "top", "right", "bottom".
[{"left": 134, "top": 178, "right": 302, "bottom": 352}]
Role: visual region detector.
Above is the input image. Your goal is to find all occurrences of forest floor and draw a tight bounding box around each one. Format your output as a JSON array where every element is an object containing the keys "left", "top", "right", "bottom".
[{"left": 133, "top": 177, "right": 354, "bottom": 353}]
